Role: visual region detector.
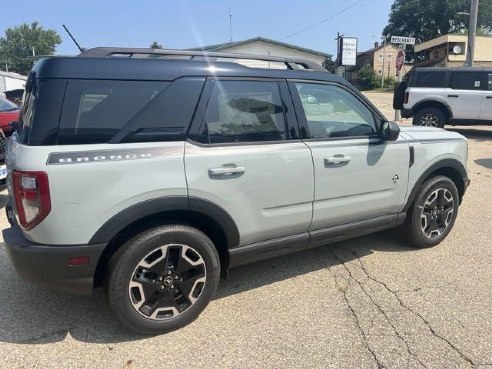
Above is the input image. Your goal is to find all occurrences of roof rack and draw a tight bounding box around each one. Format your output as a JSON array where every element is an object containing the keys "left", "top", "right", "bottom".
[{"left": 79, "top": 47, "right": 326, "bottom": 72}]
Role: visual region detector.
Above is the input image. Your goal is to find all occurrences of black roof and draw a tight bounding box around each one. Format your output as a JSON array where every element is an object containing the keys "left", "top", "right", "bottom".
[
  {"left": 31, "top": 47, "right": 345, "bottom": 85},
  {"left": 412, "top": 66, "right": 492, "bottom": 72}
]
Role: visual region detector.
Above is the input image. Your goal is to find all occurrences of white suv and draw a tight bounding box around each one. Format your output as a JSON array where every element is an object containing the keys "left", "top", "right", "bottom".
[
  {"left": 3, "top": 48, "right": 470, "bottom": 335},
  {"left": 395, "top": 67, "right": 492, "bottom": 127}
]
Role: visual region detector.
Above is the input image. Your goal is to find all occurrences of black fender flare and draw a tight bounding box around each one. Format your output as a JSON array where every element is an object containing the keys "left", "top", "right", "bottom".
[
  {"left": 412, "top": 99, "right": 453, "bottom": 119},
  {"left": 88, "top": 196, "right": 240, "bottom": 248},
  {"left": 402, "top": 158, "right": 468, "bottom": 212}
]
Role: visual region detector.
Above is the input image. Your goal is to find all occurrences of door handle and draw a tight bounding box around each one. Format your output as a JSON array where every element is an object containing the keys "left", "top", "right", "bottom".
[
  {"left": 486, "top": 96, "right": 492, "bottom": 99},
  {"left": 208, "top": 166, "right": 246, "bottom": 177},
  {"left": 447, "top": 94, "right": 459, "bottom": 98},
  {"left": 324, "top": 155, "right": 351, "bottom": 166}
]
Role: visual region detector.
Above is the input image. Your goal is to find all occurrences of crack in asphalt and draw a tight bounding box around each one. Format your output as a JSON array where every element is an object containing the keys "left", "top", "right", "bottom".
[
  {"left": 328, "top": 248, "right": 426, "bottom": 369},
  {"left": 326, "top": 261, "right": 384, "bottom": 369},
  {"left": 352, "top": 251, "right": 475, "bottom": 368}
]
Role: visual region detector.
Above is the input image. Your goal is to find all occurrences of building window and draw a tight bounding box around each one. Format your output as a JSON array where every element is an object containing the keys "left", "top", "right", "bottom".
[
  {"left": 378, "top": 70, "right": 382, "bottom": 74},
  {"left": 387, "top": 54, "right": 392, "bottom": 59},
  {"left": 379, "top": 54, "right": 383, "bottom": 61}
]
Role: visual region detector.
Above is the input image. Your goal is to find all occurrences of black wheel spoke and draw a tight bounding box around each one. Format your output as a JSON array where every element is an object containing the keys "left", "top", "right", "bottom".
[{"left": 178, "top": 269, "right": 206, "bottom": 301}]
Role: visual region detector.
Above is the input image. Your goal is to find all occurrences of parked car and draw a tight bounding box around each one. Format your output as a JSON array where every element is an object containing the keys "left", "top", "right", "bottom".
[
  {"left": 394, "top": 67, "right": 492, "bottom": 127},
  {"left": 0, "top": 96, "right": 20, "bottom": 185},
  {"left": 3, "top": 48, "right": 470, "bottom": 335}
]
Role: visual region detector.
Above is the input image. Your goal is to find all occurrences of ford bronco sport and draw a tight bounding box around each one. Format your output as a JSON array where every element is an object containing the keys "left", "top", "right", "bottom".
[{"left": 2, "top": 48, "right": 470, "bottom": 334}]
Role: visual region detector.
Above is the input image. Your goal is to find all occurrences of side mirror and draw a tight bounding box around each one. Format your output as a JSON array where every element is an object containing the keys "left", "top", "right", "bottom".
[{"left": 382, "top": 121, "right": 400, "bottom": 141}]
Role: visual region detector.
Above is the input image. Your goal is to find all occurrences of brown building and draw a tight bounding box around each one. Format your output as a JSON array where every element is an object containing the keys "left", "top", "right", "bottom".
[
  {"left": 414, "top": 34, "right": 492, "bottom": 67},
  {"left": 346, "top": 42, "right": 411, "bottom": 85}
]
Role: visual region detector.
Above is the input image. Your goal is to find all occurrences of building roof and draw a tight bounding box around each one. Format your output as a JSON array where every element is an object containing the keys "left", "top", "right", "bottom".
[
  {"left": 357, "top": 43, "right": 399, "bottom": 57},
  {"left": 188, "top": 36, "right": 332, "bottom": 58},
  {"left": 0, "top": 70, "right": 27, "bottom": 79}
]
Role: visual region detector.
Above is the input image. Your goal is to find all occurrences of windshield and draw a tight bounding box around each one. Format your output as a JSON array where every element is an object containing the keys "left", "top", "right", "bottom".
[{"left": 0, "top": 97, "right": 19, "bottom": 112}]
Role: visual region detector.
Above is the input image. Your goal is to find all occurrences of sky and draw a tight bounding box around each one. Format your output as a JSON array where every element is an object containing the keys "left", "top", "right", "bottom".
[{"left": 0, "top": 0, "right": 395, "bottom": 58}]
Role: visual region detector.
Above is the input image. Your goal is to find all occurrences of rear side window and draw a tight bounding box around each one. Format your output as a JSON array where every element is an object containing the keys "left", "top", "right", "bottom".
[
  {"left": 413, "top": 71, "right": 445, "bottom": 88},
  {"left": 488, "top": 73, "right": 492, "bottom": 90},
  {"left": 202, "top": 80, "right": 287, "bottom": 144},
  {"left": 58, "top": 78, "right": 204, "bottom": 144},
  {"left": 449, "top": 72, "right": 484, "bottom": 90}
]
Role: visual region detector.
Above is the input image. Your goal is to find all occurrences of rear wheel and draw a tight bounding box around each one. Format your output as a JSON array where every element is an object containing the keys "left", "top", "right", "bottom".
[
  {"left": 404, "top": 176, "right": 459, "bottom": 248},
  {"left": 413, "top": 107, "right": 446, "bottom": 128},
  {"left": 106, "top": 224, "right": 220, "bottom": 335}
]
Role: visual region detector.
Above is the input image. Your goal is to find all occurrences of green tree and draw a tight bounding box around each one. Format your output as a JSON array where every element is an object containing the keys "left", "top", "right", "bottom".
[
  {"left": 358, "top": 65, "right": 379, "bottom": 90},
  {"left": 150, "top": 41, "right": 164, "bottom": 49},
  {"left": 322, "top": 57, "right": 337, "bottom": 73},
  {"left": 0, "top": 21, "right": 61, "bottom": 75},
  {"left": 383, "top": 0, "right": 492, "bottom": 60}
]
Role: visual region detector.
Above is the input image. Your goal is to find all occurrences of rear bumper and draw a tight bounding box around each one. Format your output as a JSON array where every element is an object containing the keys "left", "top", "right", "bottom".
[
  {"left": 401, "top": 108, "right": 413, "bottom": 118},
  {"left": 2, "top": 224, "right": 106, "bottom": 295}
]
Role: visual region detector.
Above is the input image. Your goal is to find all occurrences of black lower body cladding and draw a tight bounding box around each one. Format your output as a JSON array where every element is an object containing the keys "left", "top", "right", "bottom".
[{"left": 2, "top": 225, "right": 106, "bottom": 295}]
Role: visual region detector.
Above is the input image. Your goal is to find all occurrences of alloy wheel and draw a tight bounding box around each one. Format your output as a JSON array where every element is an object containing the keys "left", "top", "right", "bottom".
[
  {"left": 419, "top": 113, "right": 439, "bottom": 127},
  {"left": 420, "top": 188, "right": 454, "bottom": 238},
  {"left": 128, "top": 244, "right": 206, "bottom": 320}
]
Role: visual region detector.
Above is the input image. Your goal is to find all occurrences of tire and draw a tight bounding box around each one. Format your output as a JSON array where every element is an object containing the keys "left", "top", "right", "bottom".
[
  {"left": 106, "top": 224, "right": 220, "bottom": 335},
  {"left": 413, "top": 107, "right": 446, "bottom": 128},
  {"left": 403, "top": 176, "right": 459, "bottom": 248}
]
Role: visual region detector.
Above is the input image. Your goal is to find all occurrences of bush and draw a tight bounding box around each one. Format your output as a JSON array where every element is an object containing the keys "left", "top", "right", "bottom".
[
  {"left": 384, "top": 76, "right": 397, "bottom": 88},
  {"left": 358, "top": 65, "right": 379, "bottom": 90}
]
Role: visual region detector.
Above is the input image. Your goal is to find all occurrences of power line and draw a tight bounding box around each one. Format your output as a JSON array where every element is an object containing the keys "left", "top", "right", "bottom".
[{"left": 278, "top": 0, "right": 365, "bottom": 41}]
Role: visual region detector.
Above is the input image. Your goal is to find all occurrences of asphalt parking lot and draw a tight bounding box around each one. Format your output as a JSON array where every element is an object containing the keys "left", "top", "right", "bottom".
[{"left": 0, "top": 92, "right": 491, "bottom": 369}]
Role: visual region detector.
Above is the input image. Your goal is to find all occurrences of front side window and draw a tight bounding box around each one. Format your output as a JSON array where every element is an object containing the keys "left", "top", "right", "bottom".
[
  {"left": 487, "top": 73, "right": 492, "bottom": 90},
  {"left": 450, "top": 72, "right": 484, "bottom": 90},
  {"left": 203, "top": 80, "right": 287, "bottom": 144},
  {"left": 295, "top": 83, "right": 377, "bottom": 139}
]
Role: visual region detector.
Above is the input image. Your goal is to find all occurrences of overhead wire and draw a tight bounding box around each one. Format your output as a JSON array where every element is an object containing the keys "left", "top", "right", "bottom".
[{"left": 278, "top": 0, "right": 365, "bottom": 41}]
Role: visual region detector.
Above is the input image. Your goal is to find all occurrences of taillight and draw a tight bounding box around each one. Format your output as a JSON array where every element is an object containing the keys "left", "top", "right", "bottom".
[
  {"left": 404, "top": 91, "right": 409, "bottom": 104},
  {"left": 12, "top": 171, "right": 51, "bottom": 231}
]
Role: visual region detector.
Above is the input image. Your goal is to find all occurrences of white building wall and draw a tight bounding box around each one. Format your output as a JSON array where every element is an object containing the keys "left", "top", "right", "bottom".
[{"left": 0, "top": 71, "right": 27, "bottom": 93}]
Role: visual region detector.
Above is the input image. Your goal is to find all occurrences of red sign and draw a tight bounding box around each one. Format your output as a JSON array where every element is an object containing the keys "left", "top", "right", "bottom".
[{"left": 396, "top": 50, "right": 405, "bottom": 72}]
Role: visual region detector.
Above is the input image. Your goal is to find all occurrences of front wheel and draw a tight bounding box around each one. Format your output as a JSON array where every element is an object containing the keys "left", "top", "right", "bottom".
[
  {"left": 403, "top": 176, "right": 459, "bottom": 248},
  {"left": 413, "top": 107, "right": 446, "bottom": 128},
  {"left": 106, "top": 224, "right": 220, "bottom": 335}
]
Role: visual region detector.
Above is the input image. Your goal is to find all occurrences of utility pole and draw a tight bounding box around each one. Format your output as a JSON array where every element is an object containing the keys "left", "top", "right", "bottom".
[
  {"left": 381, "top": 36, "right": 387, "bottom": 88},
  {"left": 466, "top": 0, "right": 479, "bottom": 67},
  {"left": 335, "top": 32, "right": 344, "bottom": 76}
]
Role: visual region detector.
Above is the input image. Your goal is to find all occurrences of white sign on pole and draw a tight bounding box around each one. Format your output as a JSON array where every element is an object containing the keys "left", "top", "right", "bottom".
[
  {"left": 341, "top": 37, "right": 357, "bottom": 66},
  {"left": 390, "top": 36, "right": 416, "bottom": 45}
]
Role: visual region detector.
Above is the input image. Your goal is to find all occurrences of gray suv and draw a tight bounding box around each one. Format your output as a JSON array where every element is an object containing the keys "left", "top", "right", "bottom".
[
  {"left": 395, "top": 67, "right": 492, "bottom": 127},
  {"left": 3, "top": 48, "right": 470, "bottom": 334}
]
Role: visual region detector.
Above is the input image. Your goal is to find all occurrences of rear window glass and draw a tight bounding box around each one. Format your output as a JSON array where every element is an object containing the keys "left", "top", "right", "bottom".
[
  {"left": 413, "top": 71, "right": 445, "bottom": 87},
  {"left": 450, "top": 72, "right": 484, "bottom": 90},
  {"left": 58, "top": 78, "right": 204, "bottom": 144}
]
